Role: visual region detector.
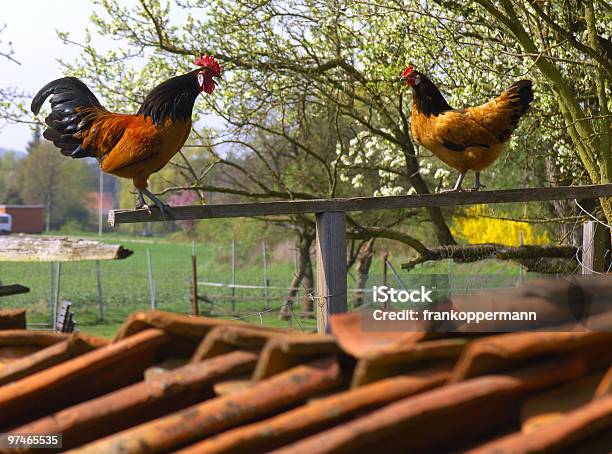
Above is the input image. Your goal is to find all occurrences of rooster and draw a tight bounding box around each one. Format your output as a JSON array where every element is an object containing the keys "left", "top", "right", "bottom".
[
  {"left": 401, "top": 66, "right": 533, "bottom": 191},
  {"left": 31, "top": 55, "right": 221, "bottom": 216}
]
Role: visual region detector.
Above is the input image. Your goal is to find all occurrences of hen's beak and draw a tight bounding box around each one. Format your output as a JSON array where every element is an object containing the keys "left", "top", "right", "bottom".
[
  {"left": 213, "top": 75, "right": 222, "bottom": 86},
  {"left": 399, "top": 75, "right": 407, "bottom": 82}
]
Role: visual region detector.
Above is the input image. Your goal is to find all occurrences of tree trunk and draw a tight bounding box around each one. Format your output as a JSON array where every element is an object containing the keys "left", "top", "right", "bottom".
[
  {"left": 401, "top": 243, "right": 579, "bottom": 274},
  {"left": 402, "top": 145, "right": 456, "bottom": 246},
  {"left": 353, "top": 239, "right": 375, "bottom": 307},
  {"left": 279, "top": 231, "right": 314, "bottom": 320},
  {"left": 45, "top": 200, "right": 50, "bottom": 233},
  {"left": 0, "top": 236, "right": 133, "bottom": 262},
  {"left": 544, "top": 156, "right": 578, "bottom": 245}
]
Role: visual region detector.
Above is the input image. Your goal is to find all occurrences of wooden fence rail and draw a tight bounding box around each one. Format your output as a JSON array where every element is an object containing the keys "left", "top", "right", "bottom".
[
  {"left": 109, "top": 184, "right": 612, "bottom": 333},
  {"left": 110, "top": 184, "right": 612, "bottom": 225}
]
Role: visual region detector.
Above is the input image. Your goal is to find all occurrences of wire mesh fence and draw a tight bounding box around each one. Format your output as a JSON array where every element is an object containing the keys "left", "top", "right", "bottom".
[{"left": 0, "top": 228, "right": 610, "bottom": 333}]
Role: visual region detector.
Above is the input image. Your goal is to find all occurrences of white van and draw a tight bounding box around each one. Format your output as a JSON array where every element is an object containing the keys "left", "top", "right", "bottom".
[{"left": 0, "top": 213, "right": 12, "bottom": 234}]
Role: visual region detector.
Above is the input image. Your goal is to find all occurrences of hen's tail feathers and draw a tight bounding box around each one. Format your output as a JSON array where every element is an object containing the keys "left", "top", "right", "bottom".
[
  {"left": 493, "top": 79, "right": 533, "bottom": 143},
  {"left": 508, "top": 80, "right": 534, "bottom": 113},
  {"left": 506, "top": 79, "right": 534, "bottom": 123},
  {"left": 31, "top": 77, "right": 105, "bottom": 158}
]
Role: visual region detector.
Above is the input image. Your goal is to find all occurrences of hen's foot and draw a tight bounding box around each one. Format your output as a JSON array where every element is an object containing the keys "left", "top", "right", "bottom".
[
  {"left": 440, "top": 172, "right": 467, "bottom": 193},
  {"left": 470, "top": 173, "right": 486, "bottom": 191}
]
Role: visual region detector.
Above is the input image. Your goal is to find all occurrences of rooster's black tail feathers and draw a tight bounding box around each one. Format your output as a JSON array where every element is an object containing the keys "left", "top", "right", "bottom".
[{"left": 31, "top": 77, "right": 104, "bottom": 158}]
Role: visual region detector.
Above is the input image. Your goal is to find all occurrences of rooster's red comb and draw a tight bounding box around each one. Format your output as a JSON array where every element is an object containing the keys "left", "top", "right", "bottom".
[
  {"left": 401, "top": 65, "right": 414, "bottom": 79},
  {"left": 195, "top": 54, "right": 221, "bottom": 76}
]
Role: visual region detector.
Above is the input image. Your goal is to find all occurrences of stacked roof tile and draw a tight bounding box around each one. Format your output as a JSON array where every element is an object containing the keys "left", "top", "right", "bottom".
[{"left": 0, "top": 276, "right": 610, "bottom": 453}]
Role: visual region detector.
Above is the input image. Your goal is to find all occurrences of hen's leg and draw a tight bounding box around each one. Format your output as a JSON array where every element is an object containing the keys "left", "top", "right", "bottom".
[
  {"left": 451, "top": 172, "right": 466, "bottom": 191},
  {"left": 471, "top": 172, "right": 486, "bottom": 191}
]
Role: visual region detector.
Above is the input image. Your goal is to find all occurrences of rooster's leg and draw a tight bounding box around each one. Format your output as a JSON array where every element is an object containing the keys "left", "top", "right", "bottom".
[
  {"left": 136, "top": 192, "right": 148, "bottom": 209},
  {"left": 137, "top": 189, "right": 171, "bottom": 220},
  {"left": 471, "top": 172, "right": 486, "bottom": 191}
]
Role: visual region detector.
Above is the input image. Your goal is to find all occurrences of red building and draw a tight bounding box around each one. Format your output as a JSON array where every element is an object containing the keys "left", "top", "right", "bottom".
[
  {"left": 0, "top": 205, "right": 45, "bottom": 234},
  {"left": 84, "top": 192, "right": 115, "bottom": 217}
]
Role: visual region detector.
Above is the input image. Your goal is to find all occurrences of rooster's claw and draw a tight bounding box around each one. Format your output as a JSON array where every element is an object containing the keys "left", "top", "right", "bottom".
[{"left": 136, "top": 190, "right": 171, "bottom": 220}]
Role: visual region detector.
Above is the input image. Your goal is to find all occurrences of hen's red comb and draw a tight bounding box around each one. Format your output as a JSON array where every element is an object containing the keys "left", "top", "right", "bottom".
[
  {"left": 401, "top": 65, "right": 414, "bottom": 78},
  {"left": 195, "top": 54, "right": 221, "bottom": 76}
]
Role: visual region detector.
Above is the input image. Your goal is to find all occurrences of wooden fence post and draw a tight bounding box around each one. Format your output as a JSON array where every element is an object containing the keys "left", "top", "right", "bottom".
[
  {"left": 582, "top": 221, "right": 608, "bottom": 274},
  {"left": 382, "top": 252, "right": 389, "bottom": 309},
  {"left": 315, "top": 211, "right": 347, "bottom": 334},
  {"left": 382, "top": 252, "right": 388, "bottom": 287}
]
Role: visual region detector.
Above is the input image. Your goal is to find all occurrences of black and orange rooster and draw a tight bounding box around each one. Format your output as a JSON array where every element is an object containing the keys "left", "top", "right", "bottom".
[
  {"left": 31, "top": 55, "right": 221, "bottom": 215},
  {"left": 401, "top": 66, "right": 533, "bottom": 191}
]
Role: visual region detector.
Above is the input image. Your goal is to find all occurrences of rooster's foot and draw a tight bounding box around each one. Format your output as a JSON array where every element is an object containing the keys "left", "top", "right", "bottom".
[{"left": 136, "top": 190, "right": 171, "bottom": 220}]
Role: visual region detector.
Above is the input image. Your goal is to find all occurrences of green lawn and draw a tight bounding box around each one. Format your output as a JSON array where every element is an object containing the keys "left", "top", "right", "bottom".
[
  {"left": 0, "top": 232, "right": 320, "bottom": 337},
  {"left": 0, "top": 231, "right": 526, "bottom": 338}
]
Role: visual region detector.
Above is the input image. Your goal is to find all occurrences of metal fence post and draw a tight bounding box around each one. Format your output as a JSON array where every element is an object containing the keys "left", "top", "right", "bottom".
[
  {"left": 53, "top": 262, "right": 62, "bottom": 331},
  {"left": 315, "top": 211, "right": 347, "bottom": 334},
  {"left": 231, "top": 239, "right": 236, "bottom": 312},
  {"left": 98, "top": 169, "right": 104, "bottom": 236},
  {"left": 518, "top": 230, "right": 524, "bottom": 286},
  {"left": 96, "top": 260, "right": 104, "bottom": 322},
  {"left": 191, "top": 240, "right": 199, "bottom": 315},
  {"left": 146, "top": 248, "right": 156, "bottom": 310},
  {"left": 262, "top": 242, "right": 269, "bottom": 310},
  {"left": 49, "top": 262, "right": 55, "bottom": 327}
]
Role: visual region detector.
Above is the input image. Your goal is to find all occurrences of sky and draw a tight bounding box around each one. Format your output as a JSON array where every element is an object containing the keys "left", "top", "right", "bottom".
[
  {"left": 0, "top": 1, "right": 100, "bottom": 151},
  {"left": 1, "top": 0, "right": 224, "bottom": 155}
]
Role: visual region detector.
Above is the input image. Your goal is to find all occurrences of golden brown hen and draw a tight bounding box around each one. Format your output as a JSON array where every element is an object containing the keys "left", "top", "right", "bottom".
[{"left": 401, "top": 65, "right": 533, "bottom": 191}]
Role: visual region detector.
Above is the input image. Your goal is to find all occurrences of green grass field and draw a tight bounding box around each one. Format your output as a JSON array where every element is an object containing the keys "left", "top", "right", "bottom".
[
  {"left": 0, "top": 233, "right": 319, "bottom": 337},
  {"left": 0, "top": 231, "right": 525, "bottom": 338}
]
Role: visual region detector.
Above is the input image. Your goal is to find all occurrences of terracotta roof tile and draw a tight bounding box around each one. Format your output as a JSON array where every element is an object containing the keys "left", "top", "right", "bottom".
[
  {"left": 14, "top": 350, "right": 257, "bottom": 450},
  {"left": 179, "top": 367, "right": 448, "bottom": 454},
  {"left": 0, "top": 275, "right": 609, "bottom": 452},
  {"left": 272, "top": 358, "right": 586, "bottom": 454},
  {"left": 0, "top": 309, "right": 26, "bottom": 330},
  {"left": 0, "top": 333, "right": 106, "bottom": 386},
  {"left": 451, "top": 332, "right": 612, "bottom": 381},
  {"left": 468, "top": 395, "right": 612, "bottom": 453},
  {"left": 252, "top": 333, "right": 342, "bottom": 381},
  {"left": 0, "top": 329, "right": 166, "bottom": 427},
  {"left": 72, "top": 357, "right": 342, "bottom": 453},
  {"left": 0, "top": 330, "right": 70, "bottom": 365},
  {"left": 596, "top": 366, "right": 612, "bottom": 397}
]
